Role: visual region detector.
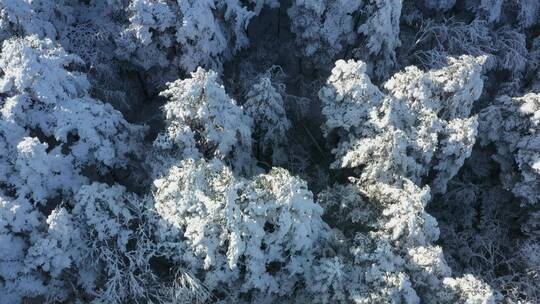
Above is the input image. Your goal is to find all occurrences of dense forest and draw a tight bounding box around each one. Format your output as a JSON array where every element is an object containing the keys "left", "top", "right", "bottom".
[{"left": 0, "top": 0, "right": 539, "bottom": 303}]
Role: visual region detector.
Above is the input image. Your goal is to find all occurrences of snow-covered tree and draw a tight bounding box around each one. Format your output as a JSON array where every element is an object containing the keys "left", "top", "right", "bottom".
[
  {"left": 316, "top": 56, "right": 494, "bottom": 303},
  {"left": 462, "top": 0, "right": 540, "bottom": 28},
  {"left": 152, "top": 67, "right": 252, "bottom": 175},
  {"left": 0, "top": 36, "right": 144, "bottom": 170},
  {"left": 299, "top": 220, "right": 421, "bottom": 303},
  {"left": 356, "top": 0, "right": 402, "bottom": 78},
  {"left": 441, "top": 274, "right": 496, "bottom": 304},
  {"left": 0, "top": 0, "right": 539, "bottom": 302},
  {"left": 152, "top": 158, "right": 328, "bottom": 301},
  {"left": 320, "top": 56, "right": 485, "bottom": 193},
  {"left": 68, "top": 183, "right": 165, "bottom": 303},
  {"left": 412, "top": 19, "right": 527, "bottom": 81},
  {"left": 479, "top": 93, "right": 540, "bottom": 207},
  {"left": 0, "top": 35, "right": 145, "bottom": 303},
  {"left": 431, "top": 171, "right": 536, "bottom": 303},
  {"left": 287, "top": 0, "right": 362, "bottom": 63},
  {"left": 477, "top": 91, "right": 540, "bottom": 289},
  {"left": 25, "top": 207, "right": 75, "bottom": 280},
  {"left": 0, "top": 0, "right": 73, "bottom": 41},
  {"left": 0, "top": 35, "right": 145, "bottom": 205},
  {"left": 244, "top": 76, "right": 290, "bottom": 163},
  {"left": 518, "top": 0, "right": 540, "bottom": 28},
  {"left": 0, "top": 194, "right": 55, "bottom": 303},
  {"left": 119, "top": 0, "right": 272, "bottom": 72},
  {"left": 424, "top": 0, "right": 456, "bottom": 12},
  {"left": 287, "top": 0, "right": 402, "bottom": 78},
  {"left": 13, "top": 137, "right": 82, "bottom": 203}
]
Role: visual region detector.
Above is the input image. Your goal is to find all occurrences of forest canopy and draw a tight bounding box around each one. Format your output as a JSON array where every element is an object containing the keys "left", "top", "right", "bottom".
[{"left": 0, "top": 0, "right": 539, "bottom": 303}]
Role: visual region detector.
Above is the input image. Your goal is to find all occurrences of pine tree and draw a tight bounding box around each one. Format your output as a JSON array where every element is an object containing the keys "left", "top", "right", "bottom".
[{"left": 244, "top": 76, "right": 290, "bottom": 163}]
